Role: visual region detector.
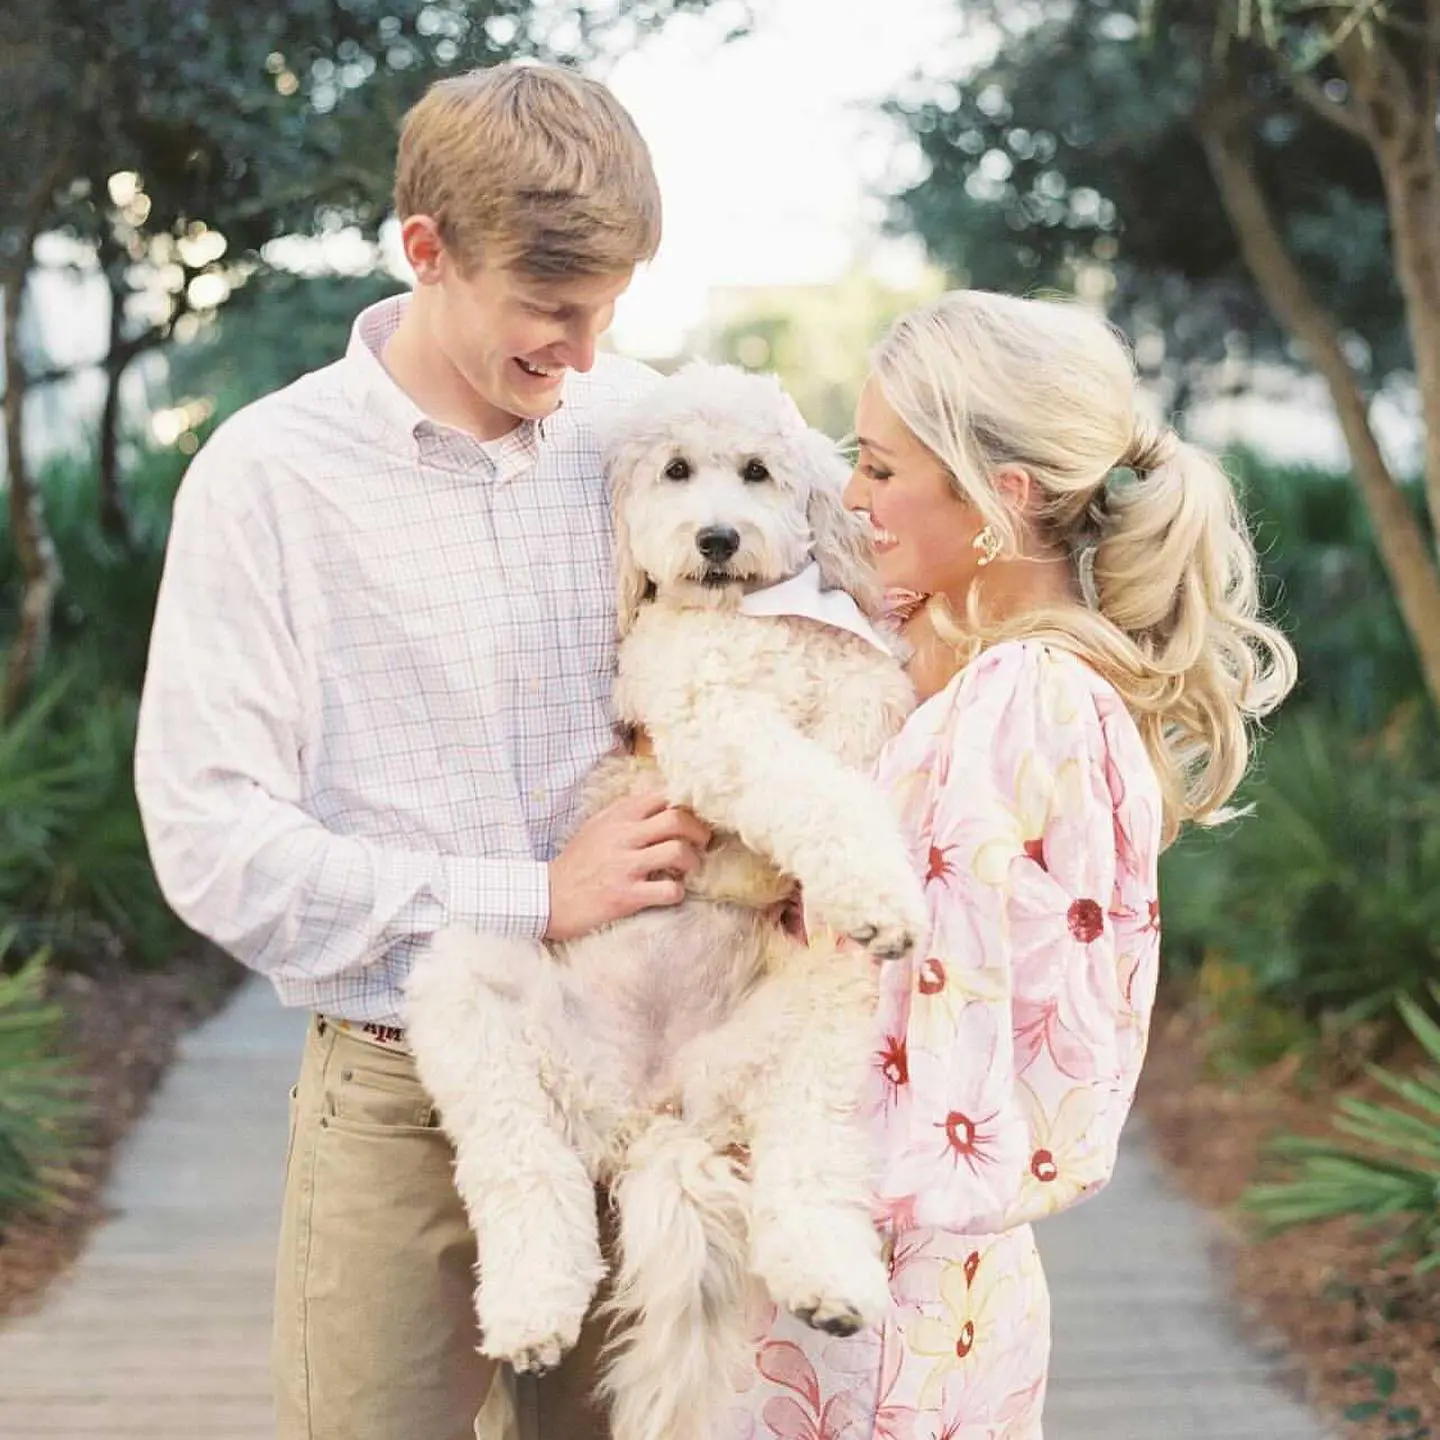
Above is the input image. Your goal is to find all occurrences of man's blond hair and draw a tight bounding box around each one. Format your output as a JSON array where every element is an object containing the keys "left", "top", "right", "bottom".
[{"left": 394, "top": 62, "right": 660, "bottom": 278}]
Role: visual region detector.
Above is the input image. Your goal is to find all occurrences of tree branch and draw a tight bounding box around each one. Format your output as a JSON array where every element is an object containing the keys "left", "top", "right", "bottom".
[{"left": 1286, "top": 69, "right": 1372, "bottom": 142}]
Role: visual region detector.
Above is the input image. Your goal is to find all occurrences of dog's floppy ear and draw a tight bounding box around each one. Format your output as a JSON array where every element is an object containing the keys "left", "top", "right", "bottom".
[
  {"left": 803, "top": 431, "right": 883, "bottom": 617},
  {"left": 611, "top": 484, "right": 651, "bottom": 637},
  {"left": 600, "top": 401, "right": 657, "bottom": 638}
]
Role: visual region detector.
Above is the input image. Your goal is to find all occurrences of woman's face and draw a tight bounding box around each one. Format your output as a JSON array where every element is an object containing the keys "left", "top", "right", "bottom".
[{"left": 844, "top": 380, "right": 987, "bottom": 603}]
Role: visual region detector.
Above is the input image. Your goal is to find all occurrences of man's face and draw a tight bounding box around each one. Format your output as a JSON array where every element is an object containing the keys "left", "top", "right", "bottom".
[{"left": 429, "top": 254, "right": 634, "bottom": 432}]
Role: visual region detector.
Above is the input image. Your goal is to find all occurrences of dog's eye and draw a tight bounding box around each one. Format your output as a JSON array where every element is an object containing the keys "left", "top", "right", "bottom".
[
  {"left": 741, "top": 459, "right": 770, "bottom": 484},
  {"left": 664, "top": 457, "right": 692, "bottom": 481}
]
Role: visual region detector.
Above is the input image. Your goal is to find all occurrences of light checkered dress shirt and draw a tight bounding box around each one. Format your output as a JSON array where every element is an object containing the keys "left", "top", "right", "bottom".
[{"left": 135, "top": 296, "right": 657, "bottom": 1024}]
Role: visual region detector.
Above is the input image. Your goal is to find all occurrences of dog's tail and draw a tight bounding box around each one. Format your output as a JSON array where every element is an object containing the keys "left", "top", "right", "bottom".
[{"left": 600, "top": 1116, "right": 752, "bottom": 1440}]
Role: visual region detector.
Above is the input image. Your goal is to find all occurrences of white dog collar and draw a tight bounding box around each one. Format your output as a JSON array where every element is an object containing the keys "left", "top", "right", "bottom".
[{"left": 739, "top": 562, "right": 892, "bottom": 654}]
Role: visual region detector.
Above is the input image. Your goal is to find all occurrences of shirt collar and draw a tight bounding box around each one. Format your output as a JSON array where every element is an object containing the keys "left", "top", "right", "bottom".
[{"left": 340, "top": 293, "right": 554, "bottom": 483}]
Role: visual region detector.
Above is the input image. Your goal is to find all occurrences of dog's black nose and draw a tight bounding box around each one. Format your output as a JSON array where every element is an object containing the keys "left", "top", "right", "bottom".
[{"left": 694, "top": 526, "right": 740, "bottom": 562}]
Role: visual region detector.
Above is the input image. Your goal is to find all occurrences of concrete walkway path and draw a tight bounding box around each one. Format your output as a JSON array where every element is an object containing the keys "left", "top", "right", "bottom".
[{"left": 0, "top": 975, "right": 1333, "bottom": 1438}]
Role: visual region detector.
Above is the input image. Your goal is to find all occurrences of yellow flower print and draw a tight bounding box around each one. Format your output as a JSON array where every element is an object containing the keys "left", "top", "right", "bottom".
[
  {"left": 972, "top": 754, "right": 1084, "bottom": 888},
  {"left": 903, "top": 1250, "right": 1016, "bottom": 1411},
  {"left": 1015, "top": 1079, "right": 1108, "bottom": 1217}
]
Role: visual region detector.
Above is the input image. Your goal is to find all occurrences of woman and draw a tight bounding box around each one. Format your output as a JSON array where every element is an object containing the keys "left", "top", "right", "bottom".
[{"left": 722, "top": 291, "right": 1296, "bottom": 1439}]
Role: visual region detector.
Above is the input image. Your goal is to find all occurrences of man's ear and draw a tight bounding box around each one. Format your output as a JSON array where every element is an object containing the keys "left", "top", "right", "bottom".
[{"left": 400, "top": 215, "right": 446, "bottom": 284}]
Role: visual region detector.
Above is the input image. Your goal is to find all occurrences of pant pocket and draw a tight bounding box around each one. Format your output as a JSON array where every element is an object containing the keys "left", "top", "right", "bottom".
[{"left": 323, "top": 1045, "right": 439, "bottom": 1132}]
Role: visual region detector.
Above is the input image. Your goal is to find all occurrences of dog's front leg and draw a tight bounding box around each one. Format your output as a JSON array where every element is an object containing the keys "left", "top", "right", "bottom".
[
  {"left": 653, "top": 714, "right": 925, "bottom": 957},
  {"left": 739, "top": 931, "right": 893, "bottom": 1337},
  {"left": 404, "top": 927, "right": 605, "bottom": 1374}
]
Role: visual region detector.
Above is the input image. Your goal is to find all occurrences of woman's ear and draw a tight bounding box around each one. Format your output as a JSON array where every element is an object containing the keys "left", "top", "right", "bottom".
[{"left": 994, "top": 464, "right": 1036, "bottom": 515}]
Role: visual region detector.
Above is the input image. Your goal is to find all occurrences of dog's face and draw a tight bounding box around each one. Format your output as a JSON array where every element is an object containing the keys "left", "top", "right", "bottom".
[{"left": 605, "top": 363, "right": 878, "bottom": 632}]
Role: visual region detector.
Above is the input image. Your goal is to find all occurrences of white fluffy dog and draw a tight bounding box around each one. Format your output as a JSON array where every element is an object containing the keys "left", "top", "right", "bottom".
[{"left": 404, "top": 363, "right": 925, "bottom": 1440}]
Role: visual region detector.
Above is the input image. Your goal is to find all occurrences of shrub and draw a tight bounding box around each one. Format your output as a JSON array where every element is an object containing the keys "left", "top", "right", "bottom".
[
  {"left": 0, "top": 935, "right": 85, "bottom": 1226},
  {"left": 1244, "top": 986, "right": 1440, "bottom": 1274},
  {"left": 1161, "top": 714, "right": 1440, "bottom": 1036}
]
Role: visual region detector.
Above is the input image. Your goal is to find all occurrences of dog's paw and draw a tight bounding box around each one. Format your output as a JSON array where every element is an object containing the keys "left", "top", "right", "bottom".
[
  {"left": 752, "top": 1206, "right": 892, "bottom": 1339},
  {"left": 479, "top": 1299, "right": 589, "bottom": 1375},
  {"left": 795, "top": 1295, "right": 871, "bottom": 1338},
  {"left": 844, "top": 920, "right": 916, "bottom": 961},
  {"left": 476, "top": 1210, "right": 603, "bottom": 1375},
  {"left": 778, "top": 1256, "right": 892, "bottom": 1339},
  {"left": 850, "top": 860, "right": 929, "bottom": 960},
  {"left": 821, "top": 887, "right": 925, "bottom": 961}
]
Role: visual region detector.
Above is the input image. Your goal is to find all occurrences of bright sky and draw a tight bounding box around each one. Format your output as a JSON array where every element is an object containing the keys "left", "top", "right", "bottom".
[{"left": 592, "top": 0, "right": 971, "bottom": 356}]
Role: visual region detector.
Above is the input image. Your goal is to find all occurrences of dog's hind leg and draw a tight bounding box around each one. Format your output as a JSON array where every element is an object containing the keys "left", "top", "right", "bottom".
[
  {"left": 404, "top": 926, "right": 605, "bottom": 1374},
  {"left": 600, "top": 1116, "right": 752, "bottom": 1440},
  {"left": 742, "top": 934, "right": 893, "bottom": 1339}
]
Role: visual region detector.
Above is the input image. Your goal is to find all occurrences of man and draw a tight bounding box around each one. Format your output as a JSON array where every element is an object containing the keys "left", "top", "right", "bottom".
[{"left": 135, "top": 63, "right": 708, "bottom": 1440}]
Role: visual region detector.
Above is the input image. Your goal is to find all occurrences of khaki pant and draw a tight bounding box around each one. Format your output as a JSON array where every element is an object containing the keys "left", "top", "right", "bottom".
[{"left": 274, "top": 1015, "right": 611, "bottom": 1440}]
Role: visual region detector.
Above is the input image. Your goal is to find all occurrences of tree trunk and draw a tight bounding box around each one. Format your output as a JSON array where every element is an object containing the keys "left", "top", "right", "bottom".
[
  {"left": 97, "top": 252, "right": 132, "bottom": 548},
  {"left": 1198, "top": 93, "right": 1440, "bottom": 714},
  {"left": 1, "top": 164, "right": 65, "bottom": 721},
  {"left": 1333, "top": 32, "right": 1440, "bottom": 552}
]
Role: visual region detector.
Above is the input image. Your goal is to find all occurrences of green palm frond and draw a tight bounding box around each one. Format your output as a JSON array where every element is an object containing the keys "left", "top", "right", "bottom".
[
  {"left": 0, "top": 933, "right": 87, "bottom": 1224},
  {"left": 1243, "top": 984, "right": 1440, "bottom": 1269}
]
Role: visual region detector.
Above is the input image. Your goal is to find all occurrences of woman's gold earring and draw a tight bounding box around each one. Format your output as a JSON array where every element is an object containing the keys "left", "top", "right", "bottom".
[{"left": 972, "top": 524, "right": 1002, "bottom": 568}]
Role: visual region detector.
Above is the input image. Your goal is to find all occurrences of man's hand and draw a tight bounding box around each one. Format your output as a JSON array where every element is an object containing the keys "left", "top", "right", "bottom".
[{"left": 545, "top": 792, "right": 711, "bottom": 942}]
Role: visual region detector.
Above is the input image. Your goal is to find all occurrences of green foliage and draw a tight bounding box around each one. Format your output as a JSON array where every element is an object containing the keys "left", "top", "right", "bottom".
[
  {"left": 1, "top": 0, "right": 729, "bottom": 313},
  {"left": 1157, "top": 452, "right": 1438, "bottom": 1035},
  {"left": 166, "top": 268, "right": 406, "bottom": 418},
  {"left": 1185, "top": 952, "right": 1315, "bottom": 1074},
  {"left": 0, "top": 453, "right": 192, "bottom": 969},
  {"left": 884, "top": 1, "right": 1406, "bottom": 399},
  {"left": 1342, "top": 1364, "right": 1431, "bottom": 1439},
  {"left": 1234, "top": 450, "right": 1429, "bottom": 730},
  {"left": 1244, "top": 986, "right": 1440, "bottom": 1278},
  {"left": 0, "top": 671, "right": 187, "bottom": 970},
  {"left": 0, "top": 447, "right": 188, "bottom": 696},
  {"left": 0, "top": 936, "right": 85, "bottom": 1226},
  {"left": 708, "top": 267, "right": 948, "bottom": 436},
  {"left": 1164, "top": 713, "right": 1440, "bottom": 1031}
]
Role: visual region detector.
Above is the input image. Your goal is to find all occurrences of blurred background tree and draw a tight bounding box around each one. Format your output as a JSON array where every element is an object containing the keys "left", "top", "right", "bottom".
[
  {"left": 707, "top": 265, "right": 948, "bottom": 435},
  {"left": 885, "top": 0, "right": 1440, "bottom": 714},
  {"left": 0, "top": 0, "right": 731, "bottom": 715}
]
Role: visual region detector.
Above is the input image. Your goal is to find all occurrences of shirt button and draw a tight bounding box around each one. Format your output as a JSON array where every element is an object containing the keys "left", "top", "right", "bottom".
[{"left": 531, "top": 788, "right": 547, "bottom": 803}]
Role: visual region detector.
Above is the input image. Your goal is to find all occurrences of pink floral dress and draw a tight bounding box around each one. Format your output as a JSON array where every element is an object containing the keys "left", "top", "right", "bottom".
[{"left": 721, "top": 640, "right": 1164, "bottom": 1440}]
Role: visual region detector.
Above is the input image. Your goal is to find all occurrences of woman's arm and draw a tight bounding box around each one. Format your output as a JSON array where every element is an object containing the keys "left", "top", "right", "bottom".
[{"left": 872, "top": 642, "right": 1162, "bottom": 1234}]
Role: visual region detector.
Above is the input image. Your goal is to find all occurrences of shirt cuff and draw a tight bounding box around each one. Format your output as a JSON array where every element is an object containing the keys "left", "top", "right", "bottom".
[{"left": 445, "top": 857, "right": 550, "bottom": 941}]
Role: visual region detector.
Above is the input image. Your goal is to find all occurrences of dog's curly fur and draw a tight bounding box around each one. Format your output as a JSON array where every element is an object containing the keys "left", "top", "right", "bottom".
[{"left": 404, "top": 363, "right": 925, "bottom": 1440}]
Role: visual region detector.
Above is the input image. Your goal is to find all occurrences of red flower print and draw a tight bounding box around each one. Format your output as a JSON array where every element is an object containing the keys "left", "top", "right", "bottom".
[
  {"left": 953, "top": 1320, "right": 976, "bottom": 1358},
  {"left": 962, "top": 1250, "right": 981, "bottom": 1287},
  {"left": 877, "top": 1034, "right": 909, "bottom": 1102},
  {"left": 926, "top": 844, "right": 955, "bottom": 885},
  {"left": 757, "top": 1338, "right": 869, "bottom": 1440},
  {"left": 1023, "top": 836, "right": 1047, "bottom": 871},
  {"left": 938, "top": 1107, "right": 1005, "bottom": 1173},
  {"left": 917, "top": 957, "right": 946, "bottom": 995},
  {"left": 943, "top": 1110, "right": 976, "bottom": 1156},
  {"left": 1030, "top": 1149, "right": 1058, "bottom": 1183},
  {"left": 1066, "top": 898, "right": 1104, "bottom": 943}
]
